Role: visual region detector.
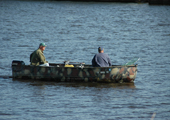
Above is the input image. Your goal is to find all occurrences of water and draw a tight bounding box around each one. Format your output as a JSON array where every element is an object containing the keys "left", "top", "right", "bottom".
[{"left": 0, "top": 1, "right": 170, "bottom": 119}]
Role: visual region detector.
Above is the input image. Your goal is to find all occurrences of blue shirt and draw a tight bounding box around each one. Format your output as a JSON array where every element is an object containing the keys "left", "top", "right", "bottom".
[{"left": 92, "top": 53, "right": 112, "bottom": 67}]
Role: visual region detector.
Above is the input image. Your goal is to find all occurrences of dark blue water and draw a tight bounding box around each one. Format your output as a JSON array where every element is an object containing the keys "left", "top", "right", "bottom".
[{"left": 0, "top": 1, "right": 170, "bottom": 119}]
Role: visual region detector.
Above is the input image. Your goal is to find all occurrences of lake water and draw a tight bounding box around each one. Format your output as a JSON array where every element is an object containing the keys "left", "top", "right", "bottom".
[{"left": 0, "top": 1, "right": 170, "bottom": 120}]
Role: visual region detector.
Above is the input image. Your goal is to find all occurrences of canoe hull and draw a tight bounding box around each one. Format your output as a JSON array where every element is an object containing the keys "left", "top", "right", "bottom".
[{"left": 12, "top": 61, "right": 137, "bottom": 83}]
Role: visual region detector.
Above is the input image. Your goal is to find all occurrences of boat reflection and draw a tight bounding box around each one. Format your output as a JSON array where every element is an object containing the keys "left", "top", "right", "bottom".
[
  {"left": 58, "top": 82, "right": 136, "bottom": 89},
  {"left": 12, "top": 78, "right": 136, "bottom": 89}
]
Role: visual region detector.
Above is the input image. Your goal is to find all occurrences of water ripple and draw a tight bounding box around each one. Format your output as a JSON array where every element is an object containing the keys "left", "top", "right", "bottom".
[{"left": 0, "top": 1, "right": 170, "bottom": 120}]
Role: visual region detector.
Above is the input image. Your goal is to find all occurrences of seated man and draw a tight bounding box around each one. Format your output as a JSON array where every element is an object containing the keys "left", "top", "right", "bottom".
[
  {"left": 30, "top": 43, "right": 49, "bottom": 66},
  {"left": 92, "top": 47, "right": 112, "bottom": 67}
]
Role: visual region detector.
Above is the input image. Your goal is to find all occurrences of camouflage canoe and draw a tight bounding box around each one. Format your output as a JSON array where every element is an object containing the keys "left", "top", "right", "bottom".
[{"left": 12, "top": 60, "right": 138, "bottom": 83}]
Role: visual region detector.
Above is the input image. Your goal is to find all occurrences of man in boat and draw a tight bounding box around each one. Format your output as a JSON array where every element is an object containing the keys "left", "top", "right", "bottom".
[
  {"left": 92, "top": 47, "right": 112, "bottom": 67},
  {"left": 30, "top": 43, "right": 49, "bottom": 66}
]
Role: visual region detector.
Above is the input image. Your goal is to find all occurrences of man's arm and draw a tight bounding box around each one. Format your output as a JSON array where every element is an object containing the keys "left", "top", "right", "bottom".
[
  {"left": 108, "top": 57, "right": 112, "bottom": 66},
  {"left": 38, "top": 51, "right": 46, "bottom": 64}
]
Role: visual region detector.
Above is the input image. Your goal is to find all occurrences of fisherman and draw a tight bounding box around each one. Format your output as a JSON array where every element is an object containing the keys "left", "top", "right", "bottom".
[
  {"left": 92, "top": 47, "right": 112, "bottom": 67},
  {"left": 30, "top": 43, "right": 49, "bottom": 66}
]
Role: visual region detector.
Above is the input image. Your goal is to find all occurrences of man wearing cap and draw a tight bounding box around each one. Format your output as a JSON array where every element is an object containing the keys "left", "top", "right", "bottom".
[
  {"left": 92, "top": 47, "right": 112, "bottom": 67},
  {"left": 30, "top": 43, "right": 49, "bottom": 66}
]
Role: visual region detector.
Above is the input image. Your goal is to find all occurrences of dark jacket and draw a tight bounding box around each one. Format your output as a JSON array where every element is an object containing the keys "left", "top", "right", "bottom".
[{"left": 92, "top": 53, "right": 112, "bottom": 67}]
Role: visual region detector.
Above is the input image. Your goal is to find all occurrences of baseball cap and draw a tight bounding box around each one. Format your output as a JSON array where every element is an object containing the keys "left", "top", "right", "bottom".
[
  {"left": 39, "top": 43, "right": 47, "bottom": 47},
  {"left": 98, "top": 47, "right": 104, "bottom": 51}
]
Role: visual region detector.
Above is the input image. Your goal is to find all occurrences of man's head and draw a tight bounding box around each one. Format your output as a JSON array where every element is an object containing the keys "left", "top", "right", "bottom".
[
  {"left": 39, "top": 43, "right": 47, "bottom": 51},
  {"left": 98, "top": 47, "right": 104, "bottom": 53}
]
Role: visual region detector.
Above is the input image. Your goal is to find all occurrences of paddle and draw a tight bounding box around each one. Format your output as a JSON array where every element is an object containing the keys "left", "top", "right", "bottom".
[{"left": 123, "top": 58, "right": 140, "bottom": 66}]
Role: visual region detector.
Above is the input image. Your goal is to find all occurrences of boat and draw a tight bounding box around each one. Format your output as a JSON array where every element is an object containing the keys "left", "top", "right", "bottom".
[{"left": 11, "top": 60, "right": 138, "bottom": 83}]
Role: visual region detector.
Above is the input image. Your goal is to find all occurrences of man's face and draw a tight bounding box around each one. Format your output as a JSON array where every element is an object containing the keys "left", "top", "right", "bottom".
[{"left": 40, "top": 46, "right": 46, "bottom": 51}]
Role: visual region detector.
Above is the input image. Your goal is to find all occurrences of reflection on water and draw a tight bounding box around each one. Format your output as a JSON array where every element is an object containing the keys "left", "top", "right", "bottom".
[{"left": 13, "top": 79, "right": 136, "bottom": 89}]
